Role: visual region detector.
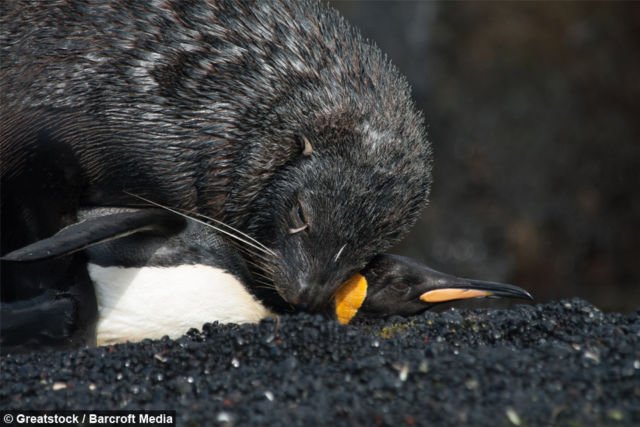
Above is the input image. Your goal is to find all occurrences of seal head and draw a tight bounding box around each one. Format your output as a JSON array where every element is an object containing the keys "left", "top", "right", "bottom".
[{"left": 249, "top": 135, "right": 430, "bottom": 310}]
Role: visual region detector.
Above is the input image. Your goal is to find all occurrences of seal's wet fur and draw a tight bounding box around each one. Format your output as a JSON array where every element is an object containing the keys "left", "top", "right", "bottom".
[{"left": 1, "top": 0, "right": 431, "bottom": 324}]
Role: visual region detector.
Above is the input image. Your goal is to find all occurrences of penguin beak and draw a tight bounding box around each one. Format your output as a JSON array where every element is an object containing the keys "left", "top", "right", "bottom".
[
  {"left": 419, "top": 278, "right": 532, "bottom": 303},
  {"left": 335, "top": 273, "right": 368, "bottom": 325}
]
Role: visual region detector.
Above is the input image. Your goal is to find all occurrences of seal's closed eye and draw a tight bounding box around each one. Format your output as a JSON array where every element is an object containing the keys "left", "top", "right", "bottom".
[{"left": 288, "top": 202, "right": 309, "bottom": 234}]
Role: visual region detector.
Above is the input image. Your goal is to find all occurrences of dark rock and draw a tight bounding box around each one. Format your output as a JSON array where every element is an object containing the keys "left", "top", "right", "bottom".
[{"left": 2, "top": 300, "right": 639, "bottom": 426}]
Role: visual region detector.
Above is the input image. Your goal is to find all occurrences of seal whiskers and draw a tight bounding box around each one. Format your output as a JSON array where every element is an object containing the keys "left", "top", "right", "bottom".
[
  {"left": 124, "top": 193, "right": 276, "bottom": 259},
  {"left": 123, "top": 192, "right": 282, "bottom": 298}
]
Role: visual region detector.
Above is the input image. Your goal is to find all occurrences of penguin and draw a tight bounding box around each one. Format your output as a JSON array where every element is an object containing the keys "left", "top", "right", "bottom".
[
  {"left": 1, "top": 207, "right": 532, "bottom": 350},
  {"left": 1, "top": 208, "right": 274, "bottom": 348}
]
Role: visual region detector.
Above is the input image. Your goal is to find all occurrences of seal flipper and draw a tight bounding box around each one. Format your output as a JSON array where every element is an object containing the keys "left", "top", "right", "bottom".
[
  {"left": 351, "top": 254, "right": 532, "bottom": 319},
  {"left": 1, "top": 209, "right": 185, "bottom": 262}
]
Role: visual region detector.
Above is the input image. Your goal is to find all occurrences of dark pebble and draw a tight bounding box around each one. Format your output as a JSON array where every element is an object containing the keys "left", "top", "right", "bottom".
[{"left": 1, "top": 299, "right": 639, "bottom": 426}]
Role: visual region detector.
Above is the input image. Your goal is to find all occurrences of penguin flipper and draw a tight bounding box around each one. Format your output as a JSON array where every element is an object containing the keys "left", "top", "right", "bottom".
[
  {"left": 0, "top": 290, "right": 77, "bottom": 353},
  {"left": 1, "top": 209, "right": 185, "bottom": 262},
  {"left": 348, "top": 254, "right": 533, "bottom": 319}
]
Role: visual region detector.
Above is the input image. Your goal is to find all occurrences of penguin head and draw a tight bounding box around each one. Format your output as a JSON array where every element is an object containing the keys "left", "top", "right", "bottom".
[{"left": 336, "top": 254, "right": 533, "bottom": 323}]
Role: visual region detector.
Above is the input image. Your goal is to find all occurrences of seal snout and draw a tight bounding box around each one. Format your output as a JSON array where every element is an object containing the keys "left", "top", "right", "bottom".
[{"left": 278, "top": 279, "right": 336, "bottom": 313}]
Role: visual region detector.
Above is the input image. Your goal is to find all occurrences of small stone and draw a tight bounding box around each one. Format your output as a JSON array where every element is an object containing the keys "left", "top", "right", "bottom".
[
  {"left": 506, "top": 408, "right": 521, "bottom": 426},
  {"left": 154, "top": 353, "right": 168, "bottom": 363},
  {"left": 608, "top": 409, "right": 624, "bottom": 421},
  {"left": 396, "top": 362, "right": 409, "bottom": 382},
  {"left": 583, "top": 350, "right": 600, "bottom": 364},
  {"left": 465, "top": 379, "right": 479, "bottom": 390},
  {"left": 217, "top": 411, "right": 234, "bottom": 424}
]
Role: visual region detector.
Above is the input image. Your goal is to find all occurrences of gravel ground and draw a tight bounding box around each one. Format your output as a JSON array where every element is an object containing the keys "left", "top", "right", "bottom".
[{"left": 1, "top": 299, "right": 639, "bottom": 426}]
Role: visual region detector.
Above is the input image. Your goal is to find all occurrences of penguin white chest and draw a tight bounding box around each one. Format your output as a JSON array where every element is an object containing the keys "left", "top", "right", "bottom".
[{"left": 88, "top": 263, "right": 272, "bottom": 345}]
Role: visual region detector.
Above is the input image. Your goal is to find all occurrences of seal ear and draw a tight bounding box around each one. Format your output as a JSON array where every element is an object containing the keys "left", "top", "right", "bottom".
[
  {"left": 299, "top": 135, "right": 313, "bottom": 157},
  {"left": 1, "top": 209, "right": 185, "bottom": 262}
]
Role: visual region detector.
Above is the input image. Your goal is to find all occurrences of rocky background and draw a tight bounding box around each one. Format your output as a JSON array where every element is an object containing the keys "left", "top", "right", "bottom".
[{"left": 331, "top": 1, "right": 640, "bottom": 312}]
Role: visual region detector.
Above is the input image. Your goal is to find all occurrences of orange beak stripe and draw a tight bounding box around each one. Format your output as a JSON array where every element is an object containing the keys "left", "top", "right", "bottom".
[
  {"left": 420, "top": 288, "right": 493, "bottom": 303},
  {"left": 335, "top": 273, "right": 368, "bottom": 325}
]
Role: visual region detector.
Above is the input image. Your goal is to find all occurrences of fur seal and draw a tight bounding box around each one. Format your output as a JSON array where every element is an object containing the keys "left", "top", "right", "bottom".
[{"left": 1, "top": 0, "right": 430, "bottom": 315}]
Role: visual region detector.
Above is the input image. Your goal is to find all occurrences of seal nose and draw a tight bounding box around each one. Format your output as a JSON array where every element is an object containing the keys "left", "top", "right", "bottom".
[
  {"left": 278, "top": 280, "right": 307, "bottom": 307},
  {"left": 283, "top": 279, "right": 330, "bottom": 312},
  {"left": 295, "top": 280, "right": 316, "bottom": 310}
]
